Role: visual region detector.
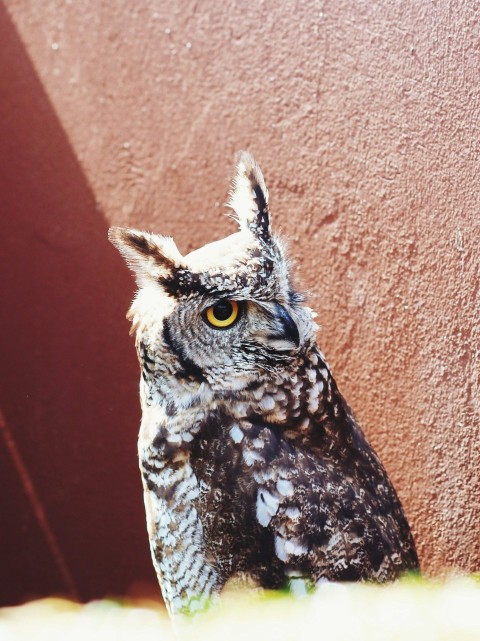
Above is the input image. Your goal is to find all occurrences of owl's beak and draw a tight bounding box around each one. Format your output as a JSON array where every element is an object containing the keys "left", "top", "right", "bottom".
[{"left": 272, "top": 303, "right": 300, "bottom": 348}]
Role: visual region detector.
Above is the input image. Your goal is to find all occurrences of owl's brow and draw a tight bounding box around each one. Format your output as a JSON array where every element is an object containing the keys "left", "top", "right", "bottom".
[{"left": 158, "top": 270, "right": 236, "bottom": 299}]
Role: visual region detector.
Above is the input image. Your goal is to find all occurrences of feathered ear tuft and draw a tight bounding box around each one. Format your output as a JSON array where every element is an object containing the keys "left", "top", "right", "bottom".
[
  {"left": 228, "top": 151, "right": 271, "bottom": 244},
  {"left": 108, "top": 227, "right": 183, "bottom": 287}
]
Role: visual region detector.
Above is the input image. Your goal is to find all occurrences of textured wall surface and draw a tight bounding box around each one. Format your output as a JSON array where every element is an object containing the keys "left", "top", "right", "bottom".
[{"left": 1, "top": 0, "right": 478, "bottom": 604}]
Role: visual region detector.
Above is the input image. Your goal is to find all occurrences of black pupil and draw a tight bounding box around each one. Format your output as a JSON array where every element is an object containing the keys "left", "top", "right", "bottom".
[{"left": 213, "top": 301, "right": 233, "bottom": 321}]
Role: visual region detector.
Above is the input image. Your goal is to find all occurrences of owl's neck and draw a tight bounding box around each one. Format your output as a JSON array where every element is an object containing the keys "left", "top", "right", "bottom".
[
  {"left": 229, "top": 345, "right": 341, "bottom": 426},
  {"left": 227, "top": 344, "right": 364, "bottom": 463},
  {"left": 139, "top": 341, "right": 355, "bottom": 457}
]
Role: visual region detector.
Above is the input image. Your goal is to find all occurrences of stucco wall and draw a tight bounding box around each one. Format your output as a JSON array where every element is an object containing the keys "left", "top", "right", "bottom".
[{"left": 1, "top": 0, "right": 478, "bottom": 604}]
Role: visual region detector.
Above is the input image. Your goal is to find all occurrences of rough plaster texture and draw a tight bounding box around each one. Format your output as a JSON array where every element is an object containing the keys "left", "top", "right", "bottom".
[{"left": 0, "top": 0, "right": 478, "bottom": 604}]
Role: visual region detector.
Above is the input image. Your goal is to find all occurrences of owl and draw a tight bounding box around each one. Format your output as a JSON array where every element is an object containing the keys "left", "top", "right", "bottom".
[{"left": 109, "top": 152, "right": 419, "bottom": 618}]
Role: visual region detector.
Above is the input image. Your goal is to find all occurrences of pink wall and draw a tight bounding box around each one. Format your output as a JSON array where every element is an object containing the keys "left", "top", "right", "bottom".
[{"left": 1, "top": 0, "right": 478, "bottom": 603}]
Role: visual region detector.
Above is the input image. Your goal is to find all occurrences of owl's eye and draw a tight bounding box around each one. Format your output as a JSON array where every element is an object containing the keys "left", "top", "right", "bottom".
[{"left": 204, "top": 300, "right": 240, "bottom": 329}]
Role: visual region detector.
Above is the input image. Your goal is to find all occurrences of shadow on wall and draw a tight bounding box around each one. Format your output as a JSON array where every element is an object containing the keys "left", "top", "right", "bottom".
[{"left": 0, "top": 4, "right": 157, "bottom": 605}]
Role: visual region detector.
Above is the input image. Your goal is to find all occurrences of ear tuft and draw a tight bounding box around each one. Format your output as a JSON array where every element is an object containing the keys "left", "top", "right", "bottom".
[
  {"left": 108, "top": 227, "right": 183, "bottom": 286},
  {"left": 228, "top": 151, "right": 271, "bottom": 243}
]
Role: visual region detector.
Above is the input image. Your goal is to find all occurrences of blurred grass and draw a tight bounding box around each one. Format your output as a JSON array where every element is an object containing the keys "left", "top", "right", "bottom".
[{"left": 1, "top": 575, "right": 479, "bottom": 640}]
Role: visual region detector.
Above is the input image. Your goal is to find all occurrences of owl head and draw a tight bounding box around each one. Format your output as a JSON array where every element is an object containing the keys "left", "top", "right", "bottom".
[{"left": 109, "top": 152, "right": 316, "bottom": 392}]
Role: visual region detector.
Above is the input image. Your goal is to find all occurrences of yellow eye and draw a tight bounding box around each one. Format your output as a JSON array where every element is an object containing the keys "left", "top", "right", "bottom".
[{"left": 204, "top": 300, "right": 240, "bottom": 329}]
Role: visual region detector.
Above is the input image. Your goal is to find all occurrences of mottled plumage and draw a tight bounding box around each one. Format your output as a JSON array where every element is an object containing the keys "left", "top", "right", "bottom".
[{"left": 109, "top": 152, "right": 418, "bottom": 618}]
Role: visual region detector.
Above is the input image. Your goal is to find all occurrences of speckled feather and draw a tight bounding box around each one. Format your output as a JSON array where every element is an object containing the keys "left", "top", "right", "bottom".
[{"left": 109, "top": 152, "right": 419, "bottom": 618}]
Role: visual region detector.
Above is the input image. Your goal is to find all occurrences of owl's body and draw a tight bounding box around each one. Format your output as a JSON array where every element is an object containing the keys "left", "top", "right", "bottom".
[{"left": 109, "top": 153, "right": 418, "bottom": 617}]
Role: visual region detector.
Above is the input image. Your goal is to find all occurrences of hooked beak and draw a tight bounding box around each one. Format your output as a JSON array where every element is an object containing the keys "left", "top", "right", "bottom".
[{"left": 270, "top": 302, "right": 300, "bottom": 349}]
